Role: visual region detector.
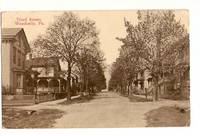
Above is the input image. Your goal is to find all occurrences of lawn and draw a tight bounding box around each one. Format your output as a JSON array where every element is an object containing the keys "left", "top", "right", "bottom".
[
  {"left": 145, "top": 106, "right": 190, "bottom": 127},
  {"left": 59, "top": 94, "right": 94, "bottom": 105},
  {"left": 129, "top": 95, "right": 152, "bottom": 102},
  {"left": 2, "top": 107, "right": 64, "bottom": 128}
]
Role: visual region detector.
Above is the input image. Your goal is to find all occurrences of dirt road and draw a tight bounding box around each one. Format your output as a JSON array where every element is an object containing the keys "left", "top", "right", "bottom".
[
  {"left": 17, "top": 91, "right": 189, "bottom": 128},
  {"left": 52, "top": 91, "right": 189, "bottom": 128}
]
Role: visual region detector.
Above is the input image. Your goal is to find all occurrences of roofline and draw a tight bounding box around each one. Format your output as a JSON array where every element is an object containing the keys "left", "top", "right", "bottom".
[
  {"left": 2, "top": 28, "right": 31, "bottom": 53},
  {"left": 20, "top": 28, "right": 31, "bottom": 53},
  {"left": 2, "top": 28, "right": 23, "bottom": 40}
]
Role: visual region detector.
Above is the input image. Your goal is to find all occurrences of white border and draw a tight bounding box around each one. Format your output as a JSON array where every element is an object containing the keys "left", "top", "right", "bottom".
[{"left": 1, "top": 0, "right": 200, "bottom": 136}]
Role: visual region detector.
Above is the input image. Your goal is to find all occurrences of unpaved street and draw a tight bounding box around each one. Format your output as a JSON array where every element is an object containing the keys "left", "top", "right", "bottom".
[
  {"left": 53, "top": 91, "right": 189, "bottom": 128},
  {"left": 18, "top": 91, "right": 189, "bottom": 128}
]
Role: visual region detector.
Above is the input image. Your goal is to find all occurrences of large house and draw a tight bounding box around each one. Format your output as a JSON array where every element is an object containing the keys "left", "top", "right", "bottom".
[
  {"left": 25, "top": 55, "right": 80, "bottom": 96},
  {"left": 25, "top": 55, "right": 66, "bottom": 94},
  {"left": 2, "top": 28, "right": 79, "bottom": 105},
  {"left": 2, "top": 28, "right": 31, "bottom": 95}
]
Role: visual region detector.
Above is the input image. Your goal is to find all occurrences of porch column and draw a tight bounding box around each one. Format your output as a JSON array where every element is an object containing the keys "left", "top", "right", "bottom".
[
  {"left": 58, "top": 79, "right": 61, "bottom": 93},
  {"left": 36, "top": 79, "right": 40, "bottom": 94},
  {"left": 47, "top": 79, "right": 51, "bottom": 93},
  {"left": 20, "top": 74, "right": 24, "bottom": 94},
  {"left": 20, "top": 75, "right": 23, "bottom": 88},
  {"left": 35, "top": 79, "right": 40, "bottom": 104},
  {"left": 138, "top": 81, "right": 140, "bottom": 89}
]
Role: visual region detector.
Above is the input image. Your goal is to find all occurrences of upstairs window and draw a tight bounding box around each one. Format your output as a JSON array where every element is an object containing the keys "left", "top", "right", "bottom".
[
  {"left": 18, "top": 50, "right": 21, "bottom": 66},
  {"left": 22, "top": 54, "right": 25, "bottom": 69}
]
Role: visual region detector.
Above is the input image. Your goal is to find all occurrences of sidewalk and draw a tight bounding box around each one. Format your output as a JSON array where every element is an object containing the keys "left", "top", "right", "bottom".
[
  {"left": 39, "top": 95, "right": 81, "bottom": 105},
  {"left": 16, "top": 95, "right": 81, "bottom": 110}
]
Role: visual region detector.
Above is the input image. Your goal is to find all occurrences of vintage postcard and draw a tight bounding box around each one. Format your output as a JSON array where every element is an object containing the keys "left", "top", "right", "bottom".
[{"left": 1, "top": 10, "right": 189, "bottom": 128}]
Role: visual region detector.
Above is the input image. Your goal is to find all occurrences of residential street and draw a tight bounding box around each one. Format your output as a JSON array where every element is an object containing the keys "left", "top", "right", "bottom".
[
  {"left": 18, "top": 91, "right": 189, "bottom": 128},
  {"left": 2, "top": 11, "right": 190, "bottom": 129}
]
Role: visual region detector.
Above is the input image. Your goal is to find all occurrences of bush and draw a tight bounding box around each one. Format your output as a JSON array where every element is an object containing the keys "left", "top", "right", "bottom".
[{"left": 2, "top": 85, "right": 12, "bottom": 95}]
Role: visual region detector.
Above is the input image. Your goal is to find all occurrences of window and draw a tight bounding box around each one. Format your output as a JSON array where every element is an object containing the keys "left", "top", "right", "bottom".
[
  {"left": 16, "top": 74, "right": 21, "bottom": 88},
  {"left": 17, "top": 36, "right": 21, "bottom": 47},
  {"left": 13, "top": 47, "right": 16, "bottom": 64},
  {"left": 20, "top": 36, "right": 24, "bottom": 48},
  {"left": 18, "top": 50, "right": 21, "bottom": 66},
  {"left": 22, "top": 54, "right": 25, "bottom": 69}
]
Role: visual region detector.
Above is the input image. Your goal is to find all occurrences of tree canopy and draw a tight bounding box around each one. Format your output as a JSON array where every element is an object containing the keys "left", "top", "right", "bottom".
[
  {"left": 109, "top": 10, "right": 188, "bottom": 101},
  {"left": 32, "top": 12, "right": 106, "bottom": 100}
]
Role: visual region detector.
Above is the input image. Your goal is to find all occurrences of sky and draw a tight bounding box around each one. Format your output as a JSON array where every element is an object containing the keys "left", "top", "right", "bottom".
[
  {"left": 2, "top": 11, "right": 189, "bottom": 85},
  {"left": 2, "top": 10, "right": 189, "bottom": 65}
]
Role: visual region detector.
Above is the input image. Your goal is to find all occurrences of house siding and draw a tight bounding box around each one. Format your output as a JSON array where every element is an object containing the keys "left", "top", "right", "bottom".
[
  {"left": 2, "top": 29, "right": 30, "bottom": 95},
  {"left": 2, "top": 40, "right": 12, "bottom": 93}
]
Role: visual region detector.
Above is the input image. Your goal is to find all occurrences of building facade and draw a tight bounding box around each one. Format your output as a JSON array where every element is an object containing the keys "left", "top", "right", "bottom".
[
  {"left": 2, "top": 28, "right": 31, "bottom": 95},
  {"left": 25, "top": 56, "right": 66, "bottom": 94},
  {"left": 133, "top": 69, "right": 152, "bottom": 94}
]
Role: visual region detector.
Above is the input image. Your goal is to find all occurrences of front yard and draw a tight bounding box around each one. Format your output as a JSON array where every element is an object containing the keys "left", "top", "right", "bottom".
[
  {"left": 2, "top": 92, "right": 190, "bottom": 128},
  {"left": 145, "top": 106, "right": 190, "bottom": 127},
  {"left": 2, "top": 107, "right": 64, "bottom": 128}
]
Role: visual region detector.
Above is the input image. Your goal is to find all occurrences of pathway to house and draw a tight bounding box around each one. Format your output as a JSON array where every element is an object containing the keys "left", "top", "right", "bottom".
[{"left": 18, "top": 91, "right": 189, "bottom": 128}]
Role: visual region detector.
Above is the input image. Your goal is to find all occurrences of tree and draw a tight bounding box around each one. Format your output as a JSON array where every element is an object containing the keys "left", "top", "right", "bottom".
[
  {"left": 76, "top": 43, "right": 106, "bottom": 94},
  {"left": 115, "top": 10, "right": 187, "bottom": 101},
  {"left": 32, "top": 12, "right": 99, "bottom": 101},
  {"left": 108, "top": 58, "right": 127, "bottom": 94}
]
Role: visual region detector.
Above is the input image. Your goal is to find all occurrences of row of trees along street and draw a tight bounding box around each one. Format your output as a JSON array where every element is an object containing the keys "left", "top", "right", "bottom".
[
  {"left": 108, "top": 10, "right": 189, "bottom": 101},
  {"left": 31, "top": 12, "right": 106, "bottom": 101}
]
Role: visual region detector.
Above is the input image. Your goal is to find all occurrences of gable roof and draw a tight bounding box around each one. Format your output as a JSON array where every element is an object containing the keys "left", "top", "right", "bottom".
[
  {"left": 25, "top": 57, "right": 61, "bottom": 71},
  {"left": 2, "top": 28, "right": 31, "bottom": 52}
]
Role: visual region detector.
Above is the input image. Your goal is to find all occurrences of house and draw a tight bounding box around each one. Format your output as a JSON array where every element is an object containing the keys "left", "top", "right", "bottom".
[
  {"left": 172, "top": 35, "right": 190, "bottom": 98},
  {"left": 25, "top": 55, "right": 66, "bottom": 94},
  {"left": 133, "top": 69, "right": 152, "bottom": 94},
  {"left": 25, "top": 55, "right": 81, "bottom": 98},
  {"left": 2, "top": 28, "right": 31, "bottom": 95},
  {"left": 156, "top": 35, "right": 190, "bottom": 99}
]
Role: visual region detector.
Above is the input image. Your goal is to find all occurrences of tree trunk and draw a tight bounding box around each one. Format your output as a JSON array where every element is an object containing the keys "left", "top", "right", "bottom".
[
  {"left": 80, "top": 74, "right": 84, "bottom": 97},
  {"left": 145, "top": 88, "right": 148, "bottom": 100},
  {"left": 153, "top": 32, "right": 161, "bottom": 101},
  {"left": 86, "top": 77, "right": 89, "bottom": 94},
  {"left": 127, "top": 85, "right": 129, "bottom": 95},
  {"left": 85, "top": 65, "right": 89, "bottom": 94},
  {"left": 67, "top": 63, "right": 72, "bottom": 101},
  {"left": 127, "top": 82, "right": 131, "bottom": 96},
  {"left": 155, "top": 83, "right": 159, "bottom": 101},
  {"left": 179, "top": 72, "right": 183, "bottom": 98},
  {"left": 120, "top": 84, "right": 123, "bottom": 94},
  {"left": 153, "top": 78, "right": 159, "bottom": 101}
]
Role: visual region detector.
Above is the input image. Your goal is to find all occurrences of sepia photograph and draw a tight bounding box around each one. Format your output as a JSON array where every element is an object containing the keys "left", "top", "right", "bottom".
[{"left": 1, "top": 10, "right": 190, "bottom": 128}]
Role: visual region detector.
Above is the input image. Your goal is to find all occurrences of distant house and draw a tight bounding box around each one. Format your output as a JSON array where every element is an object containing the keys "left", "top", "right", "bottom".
[
  {"left": 169, "top": 35, "right": 189, "bottom": 98},
  {"left": 132, "top": 35, "right": 190, "bottom": 99},
  {"left": 25, "top": 55, "right": 66, "bottom": 94},
  {"left": 133, "top": 69, "right": 152, "bottom": 94},
  {"left": 2, "top": 28, "right": 31, "bottom": 95}
]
